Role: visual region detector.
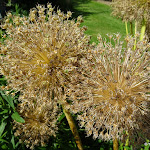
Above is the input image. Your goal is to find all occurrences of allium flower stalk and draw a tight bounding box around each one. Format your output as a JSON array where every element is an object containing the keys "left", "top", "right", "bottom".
[
  {"left": 67, "top": 34, "right": 150, "bottom": 148},
  {"left": 111, "top": 0, "right": 150, "bottom": 41},
  {"left": 0, "top": 3, "right": 90, "bottom": 149},
  {"left": 14, "top": 100, "right": 59, "bottom": 149},
  {"left": 112, "top": 0, "right": 150, "bottom": 22}
]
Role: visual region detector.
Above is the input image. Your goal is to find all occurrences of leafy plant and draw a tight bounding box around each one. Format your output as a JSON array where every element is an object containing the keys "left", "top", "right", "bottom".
[{"left": 0, "top": 87, "right": 25, "bottom": 150}]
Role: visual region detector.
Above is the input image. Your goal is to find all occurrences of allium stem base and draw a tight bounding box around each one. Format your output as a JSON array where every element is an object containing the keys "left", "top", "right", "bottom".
[
  {"left": 113, "top": 138, "right": 118, "bottom": 150},
  {"left": 63, "top": 107, "right": 83, "bottom": 150},
  {"left": 140, "top": 18, "right": 146, "bottom": 41}
]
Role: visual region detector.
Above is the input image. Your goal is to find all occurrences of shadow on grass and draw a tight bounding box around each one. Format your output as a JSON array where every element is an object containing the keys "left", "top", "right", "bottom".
[
  {"left": 71, "top": 0, "right": 92, "bottom": 18},
  {"left": 2, "top": 0, "right": 93, "bottom": 19},
  {"left": 71, "top": 0, "right": 111, "bottom": 20},
  {"left": 1, "top": 0, "right": 91, "bottom": 15}
]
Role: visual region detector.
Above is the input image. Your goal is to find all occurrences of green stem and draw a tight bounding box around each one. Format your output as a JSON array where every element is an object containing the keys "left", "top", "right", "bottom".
[
  {"left": 62, "top": 106, "right": 83, "bottom": 150},
  {"left": 113, "top": 138, "right": 118, "bottom": 150},
  {"left": 133, "top": 21, "right": 137, "bottom": 50},
  {"left": 130, "top": 22, "right": 133, "bottom": 35},
  {"left": 140, "top": 18, "right": 146, "bottom": 41},
  {"left": 124, "top": 131, "right": 129, "bottom": 150},
  {"left": 125, "top": 21, "right": 128, "bottom": 36}
]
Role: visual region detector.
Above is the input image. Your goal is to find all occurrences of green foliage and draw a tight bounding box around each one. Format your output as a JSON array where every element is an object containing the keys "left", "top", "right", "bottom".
[
  {"left": 0, "top": 77, "right": 25, "bottom": 149},
  {"left": 0, "top": 30, "right": 5, "bottom": 43},
  {"left": 118, "top": 140, "right": 150, "bottom": 150},
  {"left": 11, "top": 112, "right": 25, "bottom": 123},
  {"left": 0, "top": 76, "right": 6, "bottom": 86},
  {"left": 141, "top": 140, "right": 150, "bottom": 150},
  {"left": 119, "top": 142, "right": 133, "bottom": 150},
  {"left": 33, "top": 113, "right": 113, "bottom": 150}
]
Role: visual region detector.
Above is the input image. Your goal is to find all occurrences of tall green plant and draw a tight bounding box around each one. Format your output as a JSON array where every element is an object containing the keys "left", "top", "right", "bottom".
[
  {"left": 0, "top": 87, "right": 25, "bottom": 149},
  {"left": 111, "top": 0, "right": 150, "bottom": 43}
]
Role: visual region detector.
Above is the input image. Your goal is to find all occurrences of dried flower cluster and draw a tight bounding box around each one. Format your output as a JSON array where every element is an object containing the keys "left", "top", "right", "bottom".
[
  {"left": 0, "top": 3, "right": 89, "bottom": 102},
  {"left": 0, "top": 2, "right": 150, "bottom": 149},
  {"left": 0, "top": 3, "right": 90, "bottom": 149},
  {"left": 67, "top": 34, "right": 150, "bottom": 143},
  {"left": 111, "top": 0, "right": 150, "bottom": 22},
  {"left": 14, "top": 100, "right": 59, "bottom": 149}
]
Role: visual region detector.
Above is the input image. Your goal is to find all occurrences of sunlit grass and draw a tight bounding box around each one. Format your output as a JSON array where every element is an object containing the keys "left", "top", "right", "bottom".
[{"left": 73, "top": 1, "right": 127, "bottom": 43}]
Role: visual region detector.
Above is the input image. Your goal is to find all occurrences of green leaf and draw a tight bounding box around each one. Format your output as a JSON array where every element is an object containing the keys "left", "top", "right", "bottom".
[
  {"left": 11, "top": 135, "right": 15, "bottom": 149},
  {"left": 11, "top": 112, "right": 25, "bottom": 123},
  {"left": 0, "top": 121, "right": 7, "bottom": 136},
  {"left": 0, "top": 138, "right": 9, "bottom": 143},
  {"left": 0, "top": 78, "right": 5, "bottom": 81},
  {"left": 58, "top": 113, "right": 65, "bottom": 122},
  {"left": 14, "top": 141, "right": 20, "bottom": 149},
  {"left": 0, "top": 96, "right": 3, "bottom": 101},
  {"left": 1, "top": 144, "right": 8, "bottom": 149},
  {"left": 124, "top": 146, "right": 130, "bottom": 150},
  {"left": 0, "top": 109, "right": 8, "bottom": 115},
  {"left": 0, "top": 91, "right": 15, "bottom": 109},
  {"left": 2, "top": 116, "right": 9, "bottom": 120},
  {"left": 1, "top": 131, "right": 8, "bottom": 138}
]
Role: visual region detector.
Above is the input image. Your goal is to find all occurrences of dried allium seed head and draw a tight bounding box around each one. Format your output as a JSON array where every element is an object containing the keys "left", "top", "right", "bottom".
[
  {"left": 14, "top": 100, "right": 59, "bottom": 149},
  {"left": 111, "top": 0, "right": 150, "bottom": 22},
  {"left": 0, "top": 3, "right": 90, "bottom": 102},
  {"left": 68, "top": 35, "right": 150, "bottom": 144}
]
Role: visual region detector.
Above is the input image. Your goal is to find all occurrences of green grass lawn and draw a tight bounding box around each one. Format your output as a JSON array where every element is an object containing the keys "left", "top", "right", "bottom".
[{"left": 72, "top": 0, "right": 127, "bottom": 43}]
